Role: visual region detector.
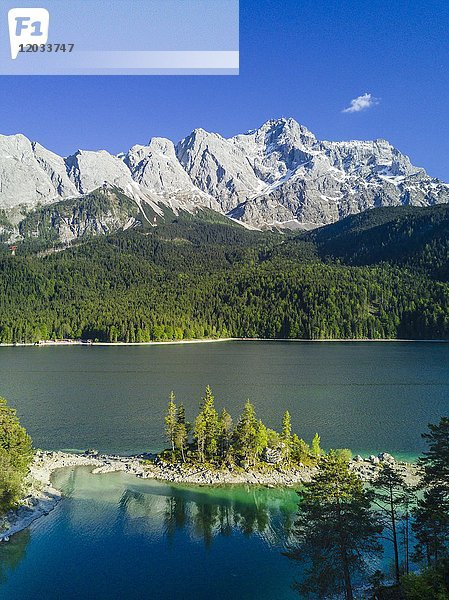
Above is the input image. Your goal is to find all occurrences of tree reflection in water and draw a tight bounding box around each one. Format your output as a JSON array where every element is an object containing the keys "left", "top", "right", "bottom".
[
  {"left": 161, "top": 486, "right": 296, "bottom": 549},
  {"left": 0, "top": 529, "right": 30, "bottom": 582},
  {"left": 113, "top": 482, "right": 297, "bottom": 549}
]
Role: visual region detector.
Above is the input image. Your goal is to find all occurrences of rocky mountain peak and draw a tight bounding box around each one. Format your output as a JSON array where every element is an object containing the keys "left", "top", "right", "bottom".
[{"left": 0, "top": 120, "right": 448, "bottom": 234}]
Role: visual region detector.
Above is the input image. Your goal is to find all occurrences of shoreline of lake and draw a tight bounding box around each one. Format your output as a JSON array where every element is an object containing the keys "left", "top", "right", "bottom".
[
  {"left": 0, "top": 449, "right": 420, "bottom": 543},
  {"left": 1, "top": 337, "right": 449, "bottom": 348}
]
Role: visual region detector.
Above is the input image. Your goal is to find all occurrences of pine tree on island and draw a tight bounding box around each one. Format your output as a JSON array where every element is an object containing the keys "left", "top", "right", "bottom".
[
  {"left": 174, "top": 403, "right": 190, "bottom": 463},
  {"left": 281, "top": 410, "right": 292, "bottom": 463},
  {"left": 164, "top": 391, "right": 177, "bottom": 453},
  {"left": 162, "top": 387, "right": 320, "bottom": 470}
]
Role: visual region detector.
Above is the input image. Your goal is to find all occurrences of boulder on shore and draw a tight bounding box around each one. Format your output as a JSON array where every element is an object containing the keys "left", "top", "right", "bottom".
[{"left": 378, "top": 452, "right": 395, "bottom": 464}]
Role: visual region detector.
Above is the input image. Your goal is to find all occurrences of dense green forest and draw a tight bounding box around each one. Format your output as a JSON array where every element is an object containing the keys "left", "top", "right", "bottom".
[
  {"left": 0, "top": 398, "right": 33, "bottom": 513},
  {"left": 1, "top": 203, "right": 449, "bottom": 343}
]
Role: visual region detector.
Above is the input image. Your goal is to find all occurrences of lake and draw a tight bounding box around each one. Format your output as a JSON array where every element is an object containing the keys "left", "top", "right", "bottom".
[
  {"left": 1, "top": 341, "right": 448, "bottom": 456},
  {"left": 0, "top": 341, "right": 447, "bottom": 598}
]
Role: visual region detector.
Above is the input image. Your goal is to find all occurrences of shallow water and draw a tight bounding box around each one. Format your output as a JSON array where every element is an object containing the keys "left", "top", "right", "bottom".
[{"left": 0, "top": 468, "right": 300, "bottom": 599}]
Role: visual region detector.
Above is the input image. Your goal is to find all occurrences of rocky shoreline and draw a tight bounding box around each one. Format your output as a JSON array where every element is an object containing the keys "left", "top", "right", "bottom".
[
  {"left": 0, "top": 450, "right": 420, "bottom": 542},
  {"left": 0, "top": 451, "right": 147, "bottom": 542}
]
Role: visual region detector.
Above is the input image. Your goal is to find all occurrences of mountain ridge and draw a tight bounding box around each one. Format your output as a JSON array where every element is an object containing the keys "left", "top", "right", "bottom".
[{"left": 1, "top": 118, "right": 448, "bottom": 241}]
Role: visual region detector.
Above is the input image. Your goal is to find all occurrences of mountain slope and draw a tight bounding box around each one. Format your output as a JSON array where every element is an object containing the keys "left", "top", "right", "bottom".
[
  {"left": 297, "top": 204, "right": 449, "bottom": 280},
  {"left": 12, "top": 186, "right": 252, "bottom": 249},
  {"left": 1, "top": 204, "right": 449, "bottom": 343},
  {"left": 18, "top": 187, "right": 145, "bottom": 244}
]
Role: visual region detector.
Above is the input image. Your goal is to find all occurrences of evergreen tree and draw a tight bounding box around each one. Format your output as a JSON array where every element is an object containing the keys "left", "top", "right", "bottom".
[
  {"left": 197, "top": 386, "right": 219, "bottom": 461},
  {"left": 401, "top": 561, "right": 449, "bottom": 599},
  {"left": 291, "top": 434, "right": 311, "bottom": 465},
  {"left": 413, "top": 417, "right": 449, "bottom": 566},
  {"left": 371, "top": 463, "right": 413, "bottom": 583},
  {"left": 174, "top": 422, "right": 188, "bottom": 462},
  {"left": 266, "top": 428, "right": 282, "bottom": 450},
  {"left": 176, "top": 402, "right": 190, "bottom": 433},
  {"left": 281, "top": 410, "right": 292, "bottom": 462},
  {"left": 0, "top": 397, "right": 34, "bottom": 513},
  {"left": 255, "top": 420, "right": 269, "bottom": 461},
  {"left": 413, "top": 486, "right": 449, "bottom": 566},
  {"left": 174, "top": 402, "right": 190, "bottom": 463},
  {"left": 311, "top": 433, "right": 322, "bottom": 458},
  {"left": 234, "top": 401, "right": 260, "bottom": 467},
  {"left": 218, "top": 408, "right": 233, "bottom": 460},
  {"left": 420, "top": 417, "right": 449, "bottom": 491},
  {"left": 193, "top": 411, "right": 207, "bottom": 463},
  {"left": 164, "top": 391, "right": 177, "bottom": 453},
  {"left": 287, "top": 451, "right": 382, "bottom": 600}
]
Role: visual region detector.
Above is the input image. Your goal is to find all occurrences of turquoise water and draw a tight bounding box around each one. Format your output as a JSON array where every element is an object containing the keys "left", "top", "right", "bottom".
[
  {"left": 0, "top": 468, "right": 300, "bottom": 600},
  {"left": 0, "top": 341, "right": 447, "bottom": 598}
]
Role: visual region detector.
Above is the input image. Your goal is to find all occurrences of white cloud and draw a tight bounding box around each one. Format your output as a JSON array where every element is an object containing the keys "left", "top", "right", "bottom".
[{"left": 342, "top": 93, "right": 379, "bottom": 114}]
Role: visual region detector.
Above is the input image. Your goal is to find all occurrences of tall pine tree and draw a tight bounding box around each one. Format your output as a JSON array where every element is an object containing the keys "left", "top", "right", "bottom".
[
  {"left": 287, "top": 451, "right": 382, "bottom": 600},
  {"left": 193, "top": 386, "right": 219, "bottom": 462},
  {"left": 164, "top": 391, "right": 177, "bottom": 454},
  {"left": 413, "top": 417, "right": 449, "bottom": 566}
]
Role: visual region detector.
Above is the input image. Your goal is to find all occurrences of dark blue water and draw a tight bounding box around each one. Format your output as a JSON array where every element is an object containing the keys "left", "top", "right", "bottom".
[{"left": 0, "top": 468, "right": 300, "bottom": 600}]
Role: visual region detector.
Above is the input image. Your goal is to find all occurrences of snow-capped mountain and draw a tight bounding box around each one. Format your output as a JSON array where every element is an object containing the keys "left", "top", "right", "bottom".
[
  {"left": 1, "top": 118, "right": 448, "bottom": 235},
  {"left": 223, "top": 119, "right": 449, "bottom": 229}
]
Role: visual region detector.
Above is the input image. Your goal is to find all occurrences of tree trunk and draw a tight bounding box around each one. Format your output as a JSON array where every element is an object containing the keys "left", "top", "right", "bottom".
[
  {"left": 404, "top": 510, "right": 409, "bottom": 575},
  {"left": 390, "top": 486, "right": 400, "bottom": 583},
  {"left": 337, "top": 499, "right": 353, "bottom": 600},
  {"left": 341, "top": 546, "right": 353, "bottom": 600}
]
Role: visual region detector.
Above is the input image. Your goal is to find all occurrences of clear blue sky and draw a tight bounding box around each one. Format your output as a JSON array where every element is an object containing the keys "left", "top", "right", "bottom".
[{"left": 2, "top": 0, "right": 449, "bottom": 179}]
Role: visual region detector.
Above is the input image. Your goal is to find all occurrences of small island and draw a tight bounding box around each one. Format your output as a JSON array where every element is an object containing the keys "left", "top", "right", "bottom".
[
  {"left": 155, "top": 385, "right": 322, "bottom": 479},
  {"left": 0, "top": 388, "right": 419, "bottom": 542},
  {"left": 140, "top": 386, "right": 417, "bottom": 487}
]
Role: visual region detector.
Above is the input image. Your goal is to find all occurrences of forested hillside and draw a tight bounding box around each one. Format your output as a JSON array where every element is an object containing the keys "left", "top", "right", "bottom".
[
  {"left": 297, "top": 204, "right": 449, "bottom": 280},
  {"left": 1, "top": 205, "right": 449, "bottom": 343}
]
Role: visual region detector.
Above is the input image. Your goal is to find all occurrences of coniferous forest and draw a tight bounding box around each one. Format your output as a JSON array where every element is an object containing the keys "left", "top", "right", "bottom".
[
  {"left": 1, "top": 203, "right": 449, "bottom": 344},
  {"left": 162, "top": 386, "right": 322, "bottom": 468}
]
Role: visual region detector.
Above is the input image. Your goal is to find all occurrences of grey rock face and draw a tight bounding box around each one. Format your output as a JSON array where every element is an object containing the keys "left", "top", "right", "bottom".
[
  {"left": 65, "top": 150, "right": 135, "bottom": 197},
  {"left": 124, "top": 137, "right": 220, "bottom": 212},
  {"left": 126, "top": 137, "right": 199, "bottom": 195},
  {"left": 0, "top": 134, "right": 74, "bottom": 209},
  {"left": 176, "top": 128, "right": 263, "bottom": 212},
  {"left": 1, "top": 118, "right": 448, "bottom": 231},
  {"left": 227, "top": 122, "right": 449, "bottom": 229}
]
